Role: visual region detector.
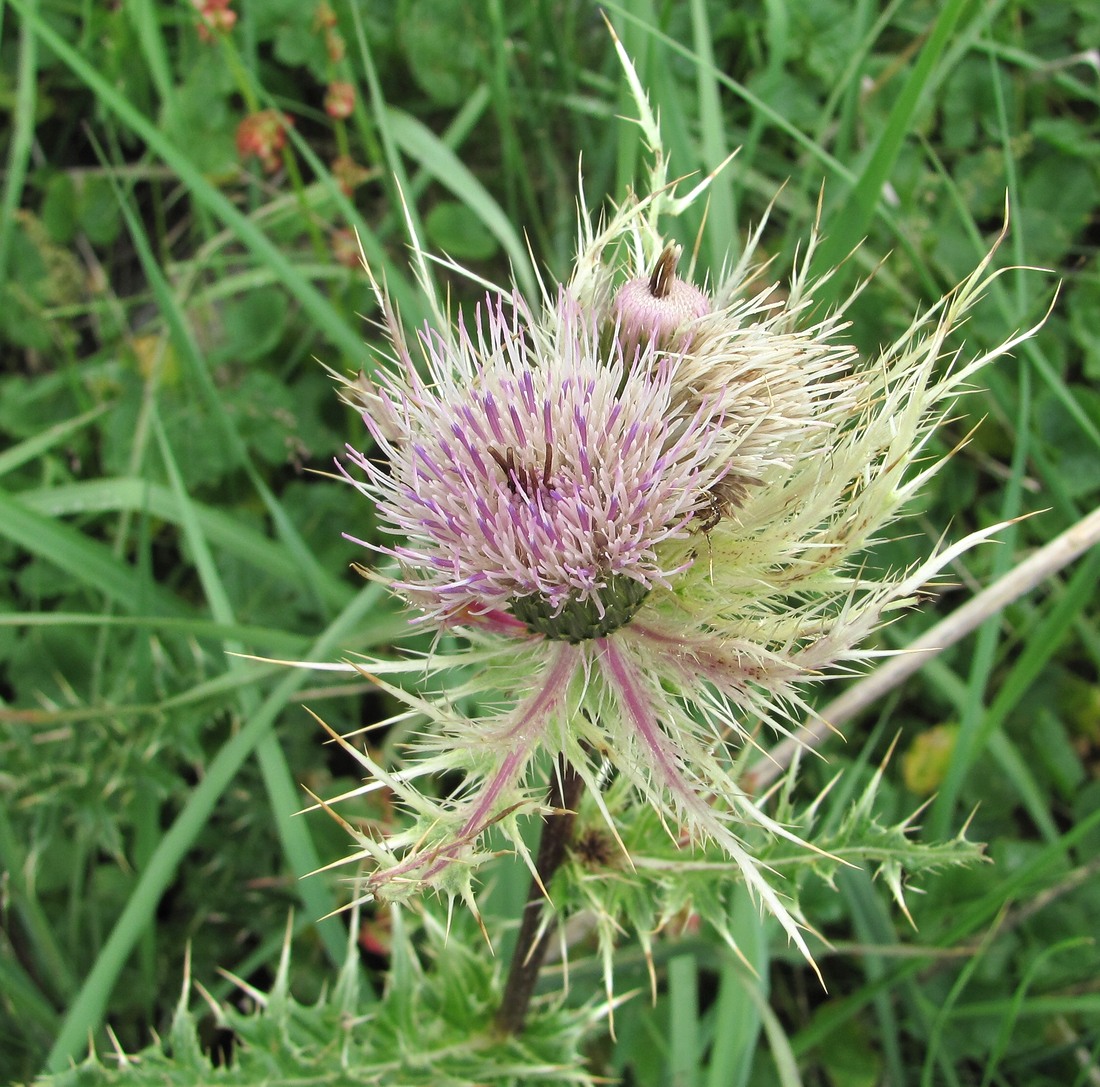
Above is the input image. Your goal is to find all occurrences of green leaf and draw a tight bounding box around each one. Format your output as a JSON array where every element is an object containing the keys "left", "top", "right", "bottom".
[
  {"left": 215, "top": 287, "right": 292, "bottom": 364},
  {"left": 76, "top": 175, "right": 122, "bottom": 247},
  {"left": 400, "top": 0, "right": 484, "bottom": 106},
  {"left": 425, "top": 199, "right": 501, "bottom": 260},
  {"left": 40, "top": 172, "right": 79, "bottom": 243},
  {"left": 1035, "top": 386, "right": 1100, "bottom": 499}
]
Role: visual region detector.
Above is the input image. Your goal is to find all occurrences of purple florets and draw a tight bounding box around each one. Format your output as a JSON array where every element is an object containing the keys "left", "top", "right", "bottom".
[{"left": 344, "top": 291, "right": 726, "bottom": 636}]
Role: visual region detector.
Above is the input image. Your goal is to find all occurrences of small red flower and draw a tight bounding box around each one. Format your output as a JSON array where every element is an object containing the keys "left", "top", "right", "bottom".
[
  {"left": 324, "top": 81, "right": 356, "bottom": 120},
  {"left": 236, "top": 110, "right": 294, "bottom": 174},
  {"left": 192, "top": 0, "right": 236, "bottom": 40}
]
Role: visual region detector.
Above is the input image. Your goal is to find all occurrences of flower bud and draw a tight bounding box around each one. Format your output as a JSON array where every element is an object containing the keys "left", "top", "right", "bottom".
[{"left": 611, "top": 245, "right": 710, "bottom": 359}]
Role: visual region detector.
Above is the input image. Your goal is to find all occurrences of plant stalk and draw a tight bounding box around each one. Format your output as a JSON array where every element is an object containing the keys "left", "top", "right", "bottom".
[{"left": 494, "top": 756, "right": 585, "bottom": 1036}]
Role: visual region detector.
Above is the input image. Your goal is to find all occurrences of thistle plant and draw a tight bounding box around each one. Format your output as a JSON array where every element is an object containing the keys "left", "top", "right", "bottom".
[{"left": 310, "top": 46, "right": 1038, "bottom": 1034}]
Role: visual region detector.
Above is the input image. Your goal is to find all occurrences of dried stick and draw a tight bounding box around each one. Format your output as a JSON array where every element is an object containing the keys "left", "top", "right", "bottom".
[{"left": 750, "top": 504, "right": 1100, "bottom": 792}]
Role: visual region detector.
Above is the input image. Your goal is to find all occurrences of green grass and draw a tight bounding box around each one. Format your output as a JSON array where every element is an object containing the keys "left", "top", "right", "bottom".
[{"left": 2, "top": 0, "right": 1099, "bottom": 1084}]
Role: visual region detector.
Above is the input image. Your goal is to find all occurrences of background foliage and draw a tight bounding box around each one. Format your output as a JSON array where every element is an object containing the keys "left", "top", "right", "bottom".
[{"left": 1, "top": 0, "right": 1098, "bottom": 1083}]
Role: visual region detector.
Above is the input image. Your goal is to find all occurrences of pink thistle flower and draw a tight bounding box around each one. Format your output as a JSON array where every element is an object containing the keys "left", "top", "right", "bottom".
[
  {"left": 611, "top": 243, "right": 711, "bottom": 360},
  {"left": 343, "top": 291, "right": 726, "bottom": 628},
  {"left": 310, "top": 65, "right": 1042, "bottom": 965}
]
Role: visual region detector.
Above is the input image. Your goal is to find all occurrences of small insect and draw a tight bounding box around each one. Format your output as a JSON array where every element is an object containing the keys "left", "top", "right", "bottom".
[
  {"left": 695, "top": 488, "right": 724, "bottom": 533},
  {"left": 488, "top": 444, "right": 554, "bottom": 495},
  {"left": 698, "top": 472, "right": 761, "bottom": 531}
]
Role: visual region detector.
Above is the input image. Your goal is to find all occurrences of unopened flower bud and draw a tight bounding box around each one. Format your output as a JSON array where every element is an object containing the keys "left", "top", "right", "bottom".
[{"left": 611, "top": 245, "right": 710, "bottom": 359}]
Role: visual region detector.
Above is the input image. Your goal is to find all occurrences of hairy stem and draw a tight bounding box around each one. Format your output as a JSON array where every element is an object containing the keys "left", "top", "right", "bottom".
[{"left": 494, "top": 757, "right": 585, "bottom": 1036}]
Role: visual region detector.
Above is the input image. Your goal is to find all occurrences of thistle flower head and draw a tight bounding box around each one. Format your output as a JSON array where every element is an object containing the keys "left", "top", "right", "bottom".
[
  {"left": 317, "top": 57, "right": 1038, "bottom": 967},
  {"left": 343, "top": 291, "right": 727, "bottom": 637}
]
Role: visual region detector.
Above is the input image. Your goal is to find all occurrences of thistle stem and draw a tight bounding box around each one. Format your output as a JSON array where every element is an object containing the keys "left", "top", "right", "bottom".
[{"left": 494, "top": 756, "right": 585, "bottom": 1036}]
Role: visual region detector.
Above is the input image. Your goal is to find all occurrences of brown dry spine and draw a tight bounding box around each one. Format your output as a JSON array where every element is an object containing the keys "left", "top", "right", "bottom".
[{"left": 648, "top": 245, "right": 680, "bottom": 299}]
